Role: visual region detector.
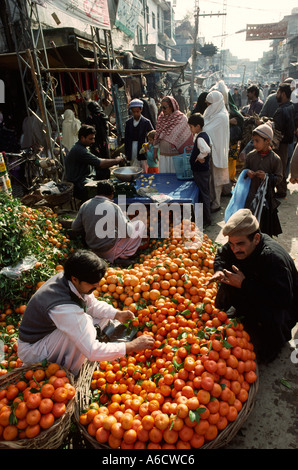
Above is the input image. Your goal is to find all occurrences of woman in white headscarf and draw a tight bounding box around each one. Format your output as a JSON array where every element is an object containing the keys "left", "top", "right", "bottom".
[
  {"left": 203, "top": 90, "right": 230, "bottom": 212},
  {"left": 62, "top": 109, "right": 81, "bottom": 152},
  {"left": 211, "top": 80, "right": 229, "bottom": 109}
]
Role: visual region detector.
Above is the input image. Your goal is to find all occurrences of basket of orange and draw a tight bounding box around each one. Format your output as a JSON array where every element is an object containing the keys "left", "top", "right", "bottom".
[
  {"left": 0, "top": 361, "right": 76, "bottom": 449},
  {"left": 74, "top": 350, "right": 259, "bottom": 450}
]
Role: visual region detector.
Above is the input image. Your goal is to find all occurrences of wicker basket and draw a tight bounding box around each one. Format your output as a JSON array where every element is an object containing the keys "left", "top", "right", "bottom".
[
  {"left": 42, "top": 182, "right": 74, "bottom": 207},
  {"left": 74, "top": 361, "right": 108, "bottom": 449},
  {"left": 74, "top": 361, "right": 259, "bottom": 450},
  {"left": 202, "top": 367, "right": 259, "bottom": 449},
  {"left": 57, "top": 210, "right": 78, "bottom": 229},
  {"left": 0, "top": 362, "right": 76, "bottom": 449}
]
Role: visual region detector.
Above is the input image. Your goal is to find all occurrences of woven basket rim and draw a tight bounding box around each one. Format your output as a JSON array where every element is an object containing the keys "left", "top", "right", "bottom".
[
  {"left": 42, "top": 182, "right": 73, "bottom": 205},
  {"left": 74, "top": 360, "right": 259, "bottom": 450},
  {"left": 0, "top": 362, "right": 76, "bottom": 450}
]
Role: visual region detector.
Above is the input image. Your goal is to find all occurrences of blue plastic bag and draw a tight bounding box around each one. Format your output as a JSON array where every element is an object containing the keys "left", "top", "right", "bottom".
[{"left": 224, "top": 170, "right": 251, "bottom": 222}]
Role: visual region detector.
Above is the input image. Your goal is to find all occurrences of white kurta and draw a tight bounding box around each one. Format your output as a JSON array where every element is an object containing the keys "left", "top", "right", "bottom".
[{"left": 18, "top": 281, "right": 126, "bottom": 376}]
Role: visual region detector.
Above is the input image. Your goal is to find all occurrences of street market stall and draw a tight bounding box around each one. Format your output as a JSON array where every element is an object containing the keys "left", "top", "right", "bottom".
[
  {"left": 85, "top": 172, "right": 199, "bottom": 206},
  {"left": 0, "top": 192, "right": 259, "bottom": 450}
]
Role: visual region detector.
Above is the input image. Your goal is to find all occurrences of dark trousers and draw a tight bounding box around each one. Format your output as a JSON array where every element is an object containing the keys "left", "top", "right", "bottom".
[
  {"left": 193, "top": 170, "right": 211, "bottom": 225},
  {"left": 275, "top": 142, "right": 289, "bottom": 195}
]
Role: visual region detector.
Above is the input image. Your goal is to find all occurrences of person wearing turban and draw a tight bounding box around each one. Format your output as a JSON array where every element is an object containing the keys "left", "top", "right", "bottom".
[{"left": 207, "top": 209, "right": 298, "bottom": 364}]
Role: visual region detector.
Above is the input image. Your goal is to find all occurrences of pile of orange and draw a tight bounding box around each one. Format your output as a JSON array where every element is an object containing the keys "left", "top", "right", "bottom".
[
  {"left": 0, "top": 363, "right": 75, "bottom": 442},
  {"left": 79, "top": 221, "right": 258, "bottom": 449},
  {"left": 0, "top": 197, "right": 81, "bottom": 377}
]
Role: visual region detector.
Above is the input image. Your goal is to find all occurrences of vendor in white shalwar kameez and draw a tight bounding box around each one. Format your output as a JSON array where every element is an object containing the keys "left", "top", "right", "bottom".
[
  {"left": 18, "top": 250, "right": 154, "bottom": 376},
  {"left": 203, "top": 90, "right": 230, "bottom": 212}
]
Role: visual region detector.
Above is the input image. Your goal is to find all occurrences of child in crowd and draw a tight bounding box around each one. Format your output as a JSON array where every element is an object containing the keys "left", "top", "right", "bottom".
[
  {"left": 145, "top": 130, "right": 159, "bottom": 173},
  {"left": 243, "top": 122, "right": 283, "bottom": 236},
  {"left": 188, "top": 113, "right": 211, "bottom": 227}
]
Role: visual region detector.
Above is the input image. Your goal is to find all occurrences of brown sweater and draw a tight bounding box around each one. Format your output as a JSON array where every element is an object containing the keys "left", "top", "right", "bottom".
[{"left": 243, "top": 148, "right": 283, "bottom": 208}]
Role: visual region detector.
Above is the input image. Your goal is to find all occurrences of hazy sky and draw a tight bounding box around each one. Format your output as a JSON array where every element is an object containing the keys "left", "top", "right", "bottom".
[{"left": 173, "top": 0, "right": 298, "bottom": 60}]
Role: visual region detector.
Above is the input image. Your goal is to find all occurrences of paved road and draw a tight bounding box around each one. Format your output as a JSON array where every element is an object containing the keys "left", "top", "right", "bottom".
[{"left": 204, "top": 183, "right": 298, "bottom": 449}]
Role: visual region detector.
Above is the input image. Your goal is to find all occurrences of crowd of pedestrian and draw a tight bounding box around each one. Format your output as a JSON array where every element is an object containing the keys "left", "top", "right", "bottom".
[{"left": 60, "top": 76, "right": 298, "bottom": 235}]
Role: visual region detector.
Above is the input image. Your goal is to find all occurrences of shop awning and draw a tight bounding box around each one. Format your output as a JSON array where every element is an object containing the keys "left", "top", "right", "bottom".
[
  {"left": 131, "top": 52, "right": 188, "bottom": 72},
  {"left": 0, "top": 44, "right": 92, "bottom": 71}
]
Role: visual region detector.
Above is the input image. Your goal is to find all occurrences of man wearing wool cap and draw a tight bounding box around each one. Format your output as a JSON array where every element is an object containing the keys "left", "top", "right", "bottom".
[
  {"left": 124, "top": 98, "right": 153, "bottom": 169},
  {"left": 208, "top": 209, "right": 298, "bottom": 363},
  {"left": 222, "top": 208, "right": 259, "bottom": 238}
]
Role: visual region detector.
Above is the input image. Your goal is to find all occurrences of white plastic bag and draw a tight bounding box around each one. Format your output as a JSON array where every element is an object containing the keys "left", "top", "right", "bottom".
[{"left": 0, "top": 256, "right": 38, "bottom": 279}]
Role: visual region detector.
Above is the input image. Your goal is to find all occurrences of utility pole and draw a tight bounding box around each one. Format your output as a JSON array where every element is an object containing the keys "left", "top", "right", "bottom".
[
  {"left": 190, "top": 1, "right": 227, "bottom": 104},
  {"left": 220, "top": 0, "right": 227, "bottom": 79},
  {"left": 190, "top": 0, "right": 199, "bottom": 106}
]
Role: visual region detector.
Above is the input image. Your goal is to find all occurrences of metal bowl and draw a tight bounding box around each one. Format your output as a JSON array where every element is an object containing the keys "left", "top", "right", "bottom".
[{"left": 112, "top": 166, "right": 143, "bottom": 182}]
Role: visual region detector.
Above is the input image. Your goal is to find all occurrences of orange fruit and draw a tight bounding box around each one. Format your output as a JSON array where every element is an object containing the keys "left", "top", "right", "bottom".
[
  {"left": 39, "top": 412, "right": 55, "bottom": 429},
  {"left": 141, "top": 414, "right": 154, "bottom": 431},
  {"left": 120, "top": 413, "right": 134, "bottom": 430},
  {"left": 95, "top": 427, "right": 110, "bottom": 444},
  {"left": 39, "top": 398, "right": 54, "bottom": 415},
  {"left": 149, "top": 426, "right": 163, "bottom": 443},
  {"left": 154, "top": 413, "right": 170, "bottom": 430},
  {"left": 123, "top": 429, "right": 137, "bottom": 444},
  {"left": 103, "top": 415, "right": 117, "bottom": 431},
  {"left": 25, "top": 424, "right": 41, "bottom": 439},
  {"left": 163, "top": 428, "right": 179, "bottom": 445},
  {"left": 176, "top": 403, "right": 189, "bottom": 419},
  {"left": 3, "top": 424, "right": 18, "bottom": 441},
  {"left": 26, "top": 409, "right": 41, "bottom": 426}
]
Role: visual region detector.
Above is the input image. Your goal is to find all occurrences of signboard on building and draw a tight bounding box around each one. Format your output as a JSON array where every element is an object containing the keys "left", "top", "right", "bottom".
[
  {"left": 43, "top": 0, "right": 110, "bottom": 30},
  {"left": 115, "top": 0, "right": 143, "bottom": 38},
  {"left": 246, "top": 22, "right": 288, "bottom": 41}
]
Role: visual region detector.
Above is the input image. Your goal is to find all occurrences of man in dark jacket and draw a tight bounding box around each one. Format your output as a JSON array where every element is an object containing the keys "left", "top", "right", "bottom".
[
  {"left": 232, "top": 88, "right": 242, "bottom": 109},
  {"left": 65, "top": 125, "right": 124, "bottom": 201},
  {"left": 124, "top": 99, "right": 153, "bottom": 170},
  {"left": 247, "top": 85, "right": 263, "bottom": 116},
  {"left": 273, "top": 83, "right": 295, "bottom": 197},
  {"left": 208, "top": 209, "right": 298, "bottom": 364}
]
